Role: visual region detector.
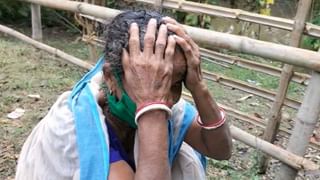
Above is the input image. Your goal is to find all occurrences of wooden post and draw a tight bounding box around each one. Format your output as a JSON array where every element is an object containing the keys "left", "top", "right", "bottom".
[
  {"left": 154, "top": 0, "right": 163, "bottom": 12},
  {"left": 31, "top": 3, "right": 43, "bottom": 41},
  {"left": 258, "top": 0, "right": 312, "bottom": 173},
  {"left": 276, "top": 68, "right": 320, "bottom": 179}
]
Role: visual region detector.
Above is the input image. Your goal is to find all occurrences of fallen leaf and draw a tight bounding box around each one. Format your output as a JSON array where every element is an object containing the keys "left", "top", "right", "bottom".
[
  {"left": 249, "top": 102, "right": 260, "bottom": 106},
  {"left": 236, "top": 94, "right": 253, "bottom": 102},
  {"left": 27, "top": 94, "right": 41, "bottom": 100},
  {"left": 7, "top": 108, "right": 25, "bottom": 119}
]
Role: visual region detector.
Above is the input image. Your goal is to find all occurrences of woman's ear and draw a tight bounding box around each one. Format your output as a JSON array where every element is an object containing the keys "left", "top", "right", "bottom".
[{"left": 102, "top": 62, "right": 117, "bottom": 93}]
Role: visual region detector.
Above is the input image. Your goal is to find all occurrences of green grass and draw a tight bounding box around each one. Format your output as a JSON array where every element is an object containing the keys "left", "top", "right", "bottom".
[
  {"left": 0, "top": 35, "right": 88, "bottom": 179},
  {"left": 201, "top": 57, "right": 306, "bottom": 101},
  {"left": 0, "top": 29, "right": 307, "bottom": 179}
]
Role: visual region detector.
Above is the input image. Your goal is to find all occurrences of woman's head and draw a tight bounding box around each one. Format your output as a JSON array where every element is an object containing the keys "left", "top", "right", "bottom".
[{"left": 103, "top": 10, "right": 187, "bottom": 104}]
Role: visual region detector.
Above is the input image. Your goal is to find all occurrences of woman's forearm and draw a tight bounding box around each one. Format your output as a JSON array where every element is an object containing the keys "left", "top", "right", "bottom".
[
  {"left": 135, "top": 110, "right": 170, "bottom": 180},
  {"left": 191, "top": 82, "right": 232, "bottom": 159}
]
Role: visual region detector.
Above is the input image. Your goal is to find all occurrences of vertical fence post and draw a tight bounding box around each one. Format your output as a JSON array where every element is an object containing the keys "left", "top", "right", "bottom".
[
  {"left": 154, "top": 0, "right": 163, "bottom": 12},
  {"left": 276, "top": 66, "right": 320, "bottom": 179},
  {"left": 31, "top": 3, "right": 42, "bottom": 41},
  {"left": 258, "top": 0, "right": 312, "bottom": 173}
]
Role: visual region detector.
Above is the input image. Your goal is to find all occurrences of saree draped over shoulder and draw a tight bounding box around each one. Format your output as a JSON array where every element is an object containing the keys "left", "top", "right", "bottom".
[{"left": 15, "top": 57, "right": 206, "bottom": 180}]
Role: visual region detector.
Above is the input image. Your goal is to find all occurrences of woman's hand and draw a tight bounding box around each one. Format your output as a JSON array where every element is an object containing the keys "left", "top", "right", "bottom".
[
  {"left": 122, "top": 18, "right": 176, "bottom": 107},
  {"left": 162, "top": 17, "right": 203, "bottom": 93}
]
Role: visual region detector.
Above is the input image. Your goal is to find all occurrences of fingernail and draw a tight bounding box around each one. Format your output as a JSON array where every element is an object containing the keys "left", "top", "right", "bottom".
[
  {"left": 149, "top": 18, "right": 157, "bottom": 24},
  {"left": 160, "top": 24, "right": 167, "bottom": 29},
  {"left": 131, "top": 22, "right": 137, "bottom": 28}
]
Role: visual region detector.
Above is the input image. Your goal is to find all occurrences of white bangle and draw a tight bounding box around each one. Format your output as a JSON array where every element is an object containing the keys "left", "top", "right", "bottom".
[
  {"left": 197, "top": 108, "right": 226, "bottom": 130},
  {"left": 135, "top": 104, "right": 172, "bottom": 125}
]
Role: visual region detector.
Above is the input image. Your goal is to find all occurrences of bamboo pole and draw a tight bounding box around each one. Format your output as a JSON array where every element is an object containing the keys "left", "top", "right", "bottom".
[
  {"left": 19, "top": 0, "right": 320, "bottom": 71},
  {"left": 200, "top": 48, "right": 310, "bottom": 85},
  {"left": 277, "top": 57, "right": 320, "bottom": 179},
  {"left": 136, "top": 0, "right": 320, "bottom": 38},
  {"left": 230, "top": 125, "right": 319, "bottom": 172},
  {"left": 78, "top": 12, "right": 312, "bottom": 85},
  {"left": 31, "top": 3, "right": 42, "bottom": 41},
  {"left": 0, "top": 24, "right": 93, "bottom": 70},
  {"left": 181, "top": 93, "right": 320, "bottom": 150},
  {"left": 154, "top": 0, "right": 163, "bottom": 12},
  {"left": 259, "top": 0, "right": 313, "bottom": 173},
  {"left": 83, "top": 33, "right": 303, "bottom": 109},
  {"left": 202, "top": 70, "right": 301, "bottom": 109}
]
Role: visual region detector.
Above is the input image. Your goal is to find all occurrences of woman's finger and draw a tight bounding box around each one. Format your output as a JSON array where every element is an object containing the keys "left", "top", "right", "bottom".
[
  {"left": 173, "top": 35, "right": 193, "bottom": 59},
  {"left": 129, "top": 23, "right": 140, "bottom": 56},
  {"left": 165, "top": 35, "right": 176, "bottom": 62},
  {"left": 122, "top": 48, "right": 130, "bottom": 71},
  {"left": 167, "top": 24, "right": 198, "bottom": 50},
  {"left": 162, "top": 16, "right": 178, "bottom": 25},
  {"left": 155, "top": 24, "right": 168, "bottom": 60},
  {"left": 144, "top": 18, "right": 157, "bottom": 57}
]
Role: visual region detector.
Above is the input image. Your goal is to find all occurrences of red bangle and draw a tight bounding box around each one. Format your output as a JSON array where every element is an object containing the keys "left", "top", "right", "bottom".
[
  {"left": 197, "top": 107, "right": 226, "bottom": 130},
  {"left": 136, "top": 101, "right": 171, "bottom": 114}
]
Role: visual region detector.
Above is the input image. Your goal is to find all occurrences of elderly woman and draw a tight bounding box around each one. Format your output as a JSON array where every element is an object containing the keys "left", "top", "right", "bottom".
[{"left": 16, "top": 10, "right": 232, "bottom": 180}]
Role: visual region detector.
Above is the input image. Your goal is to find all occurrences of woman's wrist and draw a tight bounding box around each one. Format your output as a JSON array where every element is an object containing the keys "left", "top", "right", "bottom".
[
  {"left": 135, "top": 102, "right": 172, "bottom": 126},
  {"left": 189, "top": 81, "right": 208, "bottom": 95},
  {"left": 137, "top": 110, "right": 167, "bottom": 126}
]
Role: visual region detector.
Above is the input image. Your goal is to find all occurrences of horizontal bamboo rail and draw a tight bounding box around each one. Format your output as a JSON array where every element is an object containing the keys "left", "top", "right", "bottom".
[
  {"left": 19, "top": 0, "right": 320, "bottom": 72},
  {"left": 184, "top": 25, "right": 320, "bottom": 72},
  {"left": 78, "top": 15, "right": 311, "bottom": 87},
  {"left": 3, "top": 22, "right": 318, "bottom": 171},
  {"left": 136, "top": 0, "right": 320, "bottom": 38},
  {"left": 82, "top": 35, "right": 302, "bottom": 110},
  {"left": 200, "top": 48, "right": 311, "bottom": 85},
  {"left": 0, "top": 24, "right": 92, "bottom": 69},
  {"left": 202, "top": 70, "right": 301, "bottom": 109},
  {"left": 181, "top": 92, "right": 320, "bottom": 149},
  {"left": 78, "top": 13, "right": 311, "bottom": 85},
  {"left": 20, "top": 0, "right": 320, "bottom": 71}
]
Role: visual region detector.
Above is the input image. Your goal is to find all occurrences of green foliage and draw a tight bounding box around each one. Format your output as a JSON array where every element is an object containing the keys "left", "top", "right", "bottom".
[
  {"left": 303, "top": 14, "right": 320, "bottom": 51},
  {"left": 105, "top": 0, "right": 117, "bottom": 8},
  {"left": 0, "top": 1, "right": 30, "bottom": 23},
  {"left": 170, "top": 0, "right": 218, "bottom": 28},
  {"left": 303, "top": 0, "right": 320, "bottom": 51},
  {"left": 207, "top": 151, "right": 261, "bottom": 179}
]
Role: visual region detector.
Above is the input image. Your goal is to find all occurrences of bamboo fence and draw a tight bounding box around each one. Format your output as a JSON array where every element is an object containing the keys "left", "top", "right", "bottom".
[
  {"left": 200, "top": 48, "right": 310, "bottom": 86},
  {"left": 19, "top": 0, "right": 320, "bottom": 71},
  {"left": 31, "top": 3, "right": 42, "bottom": 41},
  {"left": 12, "top": 0, "right": 320, "bottom": 178},
  {"left": 136, "top": 0, "right": 320, "bottom": 38},
  {"left": 82, "top": 36, "right": 320, "bottom": 150},
  {"left": 259, "top": 0, "right": 313, "bottom": 174},
  {"left": 277, "top": 71, "right": 320, "bottom": 179},
  {"left": 82, "top": 34, "right": 302, "bottom": 110},
  {"left": 1, "top": 24, "right": 319, "bottom": 173}
]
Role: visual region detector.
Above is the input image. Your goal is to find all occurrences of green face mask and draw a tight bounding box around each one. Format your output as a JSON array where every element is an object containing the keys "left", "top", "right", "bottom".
[{"left": 107, "top": 91, "right": 137, "bottom": 128}]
